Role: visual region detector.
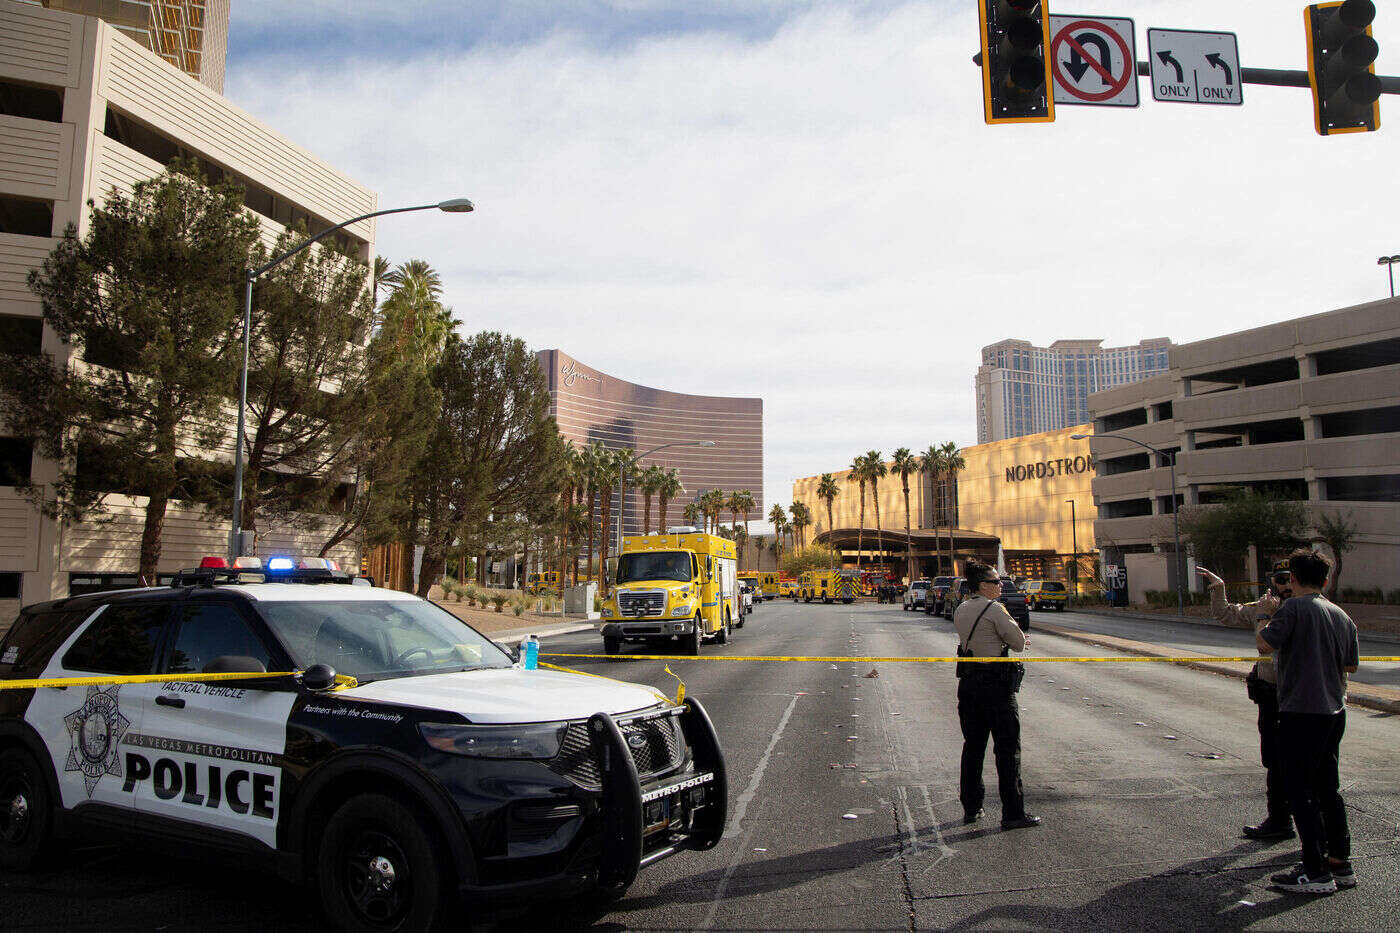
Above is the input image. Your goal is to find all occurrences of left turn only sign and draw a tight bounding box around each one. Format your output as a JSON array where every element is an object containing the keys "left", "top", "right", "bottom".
[{"left": 1049, "top": 15, "right": 1139, "bottom": 108}]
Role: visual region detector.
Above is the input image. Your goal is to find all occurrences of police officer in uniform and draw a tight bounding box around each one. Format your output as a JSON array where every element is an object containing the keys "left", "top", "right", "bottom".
[
  {"left": 954, "top": 561, "right": 1040, "bottom": 830},
  {"left": 1197, "top": 565, "right": 1291, "bottom": 841}
]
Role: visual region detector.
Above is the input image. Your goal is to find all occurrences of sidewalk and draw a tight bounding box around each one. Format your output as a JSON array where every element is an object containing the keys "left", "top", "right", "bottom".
[{"left": 1037, "top": 620, "right": 1400, "bottom": 716}]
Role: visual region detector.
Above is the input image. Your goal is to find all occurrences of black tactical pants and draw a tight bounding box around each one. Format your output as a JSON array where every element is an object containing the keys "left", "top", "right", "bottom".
[
  {"left": 957, "top": 674, "right": 1025, "bottom": 819},
  {"left": 1252, "top": 682, "right": 1290, "bottom": 824}
]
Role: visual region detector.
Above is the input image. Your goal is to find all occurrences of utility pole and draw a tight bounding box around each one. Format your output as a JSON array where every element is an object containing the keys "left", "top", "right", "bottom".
[
  {"left": 1065, "top": 498, "right": 1078, "bottom": 610},
  {"left": 1379, "top": 255, "right": 1400, "bottom": 297}
]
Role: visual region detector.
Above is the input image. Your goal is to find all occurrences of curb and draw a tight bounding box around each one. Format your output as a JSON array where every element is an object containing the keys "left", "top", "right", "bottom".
[
  {"left": 1037, "top": 622, "right": 1400, "bottom": 716},
  {"left": 1071, "top": 607, "right": 1400, "bottom": 645},
  {"left": 489, "top": 621, "right": 596, "bottom": 647}
]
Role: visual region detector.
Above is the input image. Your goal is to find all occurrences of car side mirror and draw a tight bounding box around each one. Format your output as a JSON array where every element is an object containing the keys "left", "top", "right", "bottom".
[
  {"left": 202, "top": 655, "right": 268, "bottom": 675},
  {"left": 301, "top": 663, "right": 338, "bottom": 691}
]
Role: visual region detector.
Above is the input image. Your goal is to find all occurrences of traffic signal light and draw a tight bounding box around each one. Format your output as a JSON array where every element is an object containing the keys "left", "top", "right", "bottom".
[
  {"left": 1305, "top": 0, "right": 1381, "bottom": 135},
  {"left": 978, "top": 0, "right": 1054, "bottom": 124}
]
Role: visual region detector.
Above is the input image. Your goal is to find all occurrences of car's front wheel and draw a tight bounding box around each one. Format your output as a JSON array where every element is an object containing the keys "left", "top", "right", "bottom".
[
  {"left": 318, "top": 793, "right": 451, "bottom": 933},
  {"left": 684, "top": 617, "right": 703, "bottom": 655},
  {"left": 0, "top": 748, "right": 58, "bottom": 871},
  {"left": 604, "top": 635, "right": 621, "bottom": 656}
]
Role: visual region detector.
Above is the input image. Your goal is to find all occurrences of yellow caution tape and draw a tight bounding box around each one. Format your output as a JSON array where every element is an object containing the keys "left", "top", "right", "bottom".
[
  {"left": 543, "top": 653, "right": 1400, "bottom": 664},
  {"left": 0, "top": 670, "right": 359, "bottom": 690}
]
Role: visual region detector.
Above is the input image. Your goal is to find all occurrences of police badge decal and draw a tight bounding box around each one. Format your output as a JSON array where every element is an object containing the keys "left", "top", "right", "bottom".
[{"left": 63, "top": 685, "right": 131, "bottom": 797}]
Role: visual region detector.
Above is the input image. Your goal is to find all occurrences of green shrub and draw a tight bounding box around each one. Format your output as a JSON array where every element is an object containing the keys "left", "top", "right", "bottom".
[
  {"left": 490, "top": 592, "right": 508, "bottom": 613},
  {"left": 462, "top": 584, "right": 478, "bottom": 606}
]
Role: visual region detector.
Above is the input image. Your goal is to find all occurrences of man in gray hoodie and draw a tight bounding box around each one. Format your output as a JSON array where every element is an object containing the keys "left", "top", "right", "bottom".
[{"left": 1197, "top": 566, "right": 1289, "bottom": 840}]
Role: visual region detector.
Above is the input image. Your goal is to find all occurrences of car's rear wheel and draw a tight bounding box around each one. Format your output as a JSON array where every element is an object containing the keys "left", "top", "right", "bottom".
[
  {"left": 0, "top": 748, "right": 58, "bottom": 871},
  {"left": 603, "top": 635, "right": 621, "bottom": 656},
  {"left": 318, "top": 793, "right": 451, "bottom": 933},
  {"left": 716, "top": 614, "right": 730, "bottom": 644}
]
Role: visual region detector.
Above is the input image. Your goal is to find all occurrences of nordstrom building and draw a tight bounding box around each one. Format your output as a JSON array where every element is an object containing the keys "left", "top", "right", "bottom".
[{"left": 791, "top": 424, "right": 1098, "bottom": 581}]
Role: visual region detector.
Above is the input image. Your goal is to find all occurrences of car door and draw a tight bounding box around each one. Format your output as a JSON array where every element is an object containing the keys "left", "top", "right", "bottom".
[
  {"left": 24, "top": 600, "right": 173, "bottom": 825},
  {"left": 129, "top": 595, "right": 298, "bottom": 847}
]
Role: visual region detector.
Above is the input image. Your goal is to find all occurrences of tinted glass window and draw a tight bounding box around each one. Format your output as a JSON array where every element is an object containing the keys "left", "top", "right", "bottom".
[
  {"left": 62, "top": 603, "right": 168, "bottom": 674},
  {"left": 0, "top": 608, "right": 91, "bottom": 675},
  {"left": 167, "top": 602, "right": 273, "bottom": 675}
]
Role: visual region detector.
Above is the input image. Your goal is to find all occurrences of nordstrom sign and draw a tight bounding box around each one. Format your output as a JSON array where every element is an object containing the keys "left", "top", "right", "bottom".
[{"left": 1005, "top": 455, "right": 1093, "bottom": 483}]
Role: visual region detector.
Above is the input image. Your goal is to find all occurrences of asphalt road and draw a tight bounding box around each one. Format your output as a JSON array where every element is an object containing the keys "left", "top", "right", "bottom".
[
  {"left": 2, "top": 599, "right": 1396, "bottom": 931},
  {"left": 1035, "top": 607, "right": 1400, "bottom": 689}
]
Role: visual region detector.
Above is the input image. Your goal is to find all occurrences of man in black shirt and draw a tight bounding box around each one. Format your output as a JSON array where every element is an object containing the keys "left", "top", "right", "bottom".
[{"left": 1257, "top": 549, "right": 1360, "bottom": 896}]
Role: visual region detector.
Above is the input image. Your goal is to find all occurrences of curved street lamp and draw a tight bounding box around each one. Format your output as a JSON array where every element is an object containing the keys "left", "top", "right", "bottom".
[
  {"left": 1071, "top": 431, "right": 1186, "bottom": 617},
  {"left": 230, "top": 198, "right": 475, "bottom": 560},
  {"left": 616, "top": 441, "right": 716, "bottom": 555},
  {"left": 1378, "top": 254, "right": 1400, "bottom": 298}
]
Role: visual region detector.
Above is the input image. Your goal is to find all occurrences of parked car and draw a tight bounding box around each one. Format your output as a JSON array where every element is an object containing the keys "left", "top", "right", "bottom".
[
  {"left": 1025, "top": 579, "right": 1068, "bottom": 611},
  {"left": 924, "top": 575, "right": 955, "bottom": 615},
  {"left": 902, "top": 579, "right": 931, "bottom": 611},
  {"left": 940, "top": 577, "right": 970, "bottom": 619}
]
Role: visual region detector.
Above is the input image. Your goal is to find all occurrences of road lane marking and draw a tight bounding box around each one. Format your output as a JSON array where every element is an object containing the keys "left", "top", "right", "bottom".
[{"left": 699, "top": 692, "right": 800, "bottom": 930}]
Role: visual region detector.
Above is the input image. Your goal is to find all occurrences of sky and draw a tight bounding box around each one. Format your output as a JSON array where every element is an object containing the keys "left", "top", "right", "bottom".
[{"left": 225, "top": 1, "right": 1400, "bottom": 528}]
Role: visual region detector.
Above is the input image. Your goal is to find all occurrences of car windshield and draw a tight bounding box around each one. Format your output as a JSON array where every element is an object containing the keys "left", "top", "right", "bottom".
[
  {"left": 1001, "top": 581, "right": 1022, "bottom": 596},
  {"left": 258, "top": 599, "right": 512, "bottom": 683},
  {"left": 616, "top": 551, "right": 692, "bottom": 583},
  {"left": 932, "top": 576, "right": 954, "bottom": 587},
  {"left": 912, "top": 582, "right": 929, "bottom": 589}
]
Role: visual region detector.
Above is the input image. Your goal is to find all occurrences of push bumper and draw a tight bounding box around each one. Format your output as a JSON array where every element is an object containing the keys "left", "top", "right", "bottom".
[{"left": 458, "top": 696, "right": 727, "bottom": 904}]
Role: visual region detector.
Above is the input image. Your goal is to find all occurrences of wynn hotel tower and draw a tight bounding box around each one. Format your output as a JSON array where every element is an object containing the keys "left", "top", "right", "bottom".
[{"left": 536, "top": 350, "right": 764, "bottom": 536}]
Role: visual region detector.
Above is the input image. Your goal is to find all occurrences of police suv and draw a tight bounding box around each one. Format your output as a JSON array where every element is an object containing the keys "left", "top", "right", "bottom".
[{"left": 0, "top": 558, "right": 727, "bottom": 931}]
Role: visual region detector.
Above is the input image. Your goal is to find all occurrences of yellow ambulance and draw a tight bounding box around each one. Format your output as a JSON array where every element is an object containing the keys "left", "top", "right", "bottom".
[
  {"left": 798, "top": 569, "right": 860, "bottom": 604},
  {"left": 600, "top": 527, "right": 740, "bottom": 656}
]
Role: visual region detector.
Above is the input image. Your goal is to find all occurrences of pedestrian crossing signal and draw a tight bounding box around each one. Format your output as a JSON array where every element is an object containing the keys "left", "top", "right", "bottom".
[
  {"left": 1305, "top": 0, "right": 1381, "bottom": 135},
  {"left": 978, "top": 0, "right": 1055, "bottom": 124}
]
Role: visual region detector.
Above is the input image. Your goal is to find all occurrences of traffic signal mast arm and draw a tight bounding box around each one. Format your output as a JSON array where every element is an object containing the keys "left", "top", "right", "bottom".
[{"left": 973, "top": 53, "right": 1400, "bottom": 94}]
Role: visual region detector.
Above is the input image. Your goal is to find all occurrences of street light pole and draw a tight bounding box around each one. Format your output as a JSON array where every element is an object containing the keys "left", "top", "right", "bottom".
[
  {"left": 1379, "top": 255, "right": 1400, "bottom": 298},
  {"left": 1072, "top": 431, "right": 1186, "bottom": 617},
  {"left": 229, "top": 198, "right": 474, "bottom": 561},
  {"left": 615, "top": 440, "right": 716, "bottom": 557},
  {"left": 1065, "top": 498, "right": 1077, "bottom": 610}
]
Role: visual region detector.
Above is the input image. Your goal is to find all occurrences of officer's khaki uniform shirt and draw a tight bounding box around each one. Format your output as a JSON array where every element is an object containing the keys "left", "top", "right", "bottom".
[
  {"left": 1209, "top": 587, "right": 1277, "bottom": 684},
  {"left": 954, "top": 596, "right": 1026, "bottom": 657}
]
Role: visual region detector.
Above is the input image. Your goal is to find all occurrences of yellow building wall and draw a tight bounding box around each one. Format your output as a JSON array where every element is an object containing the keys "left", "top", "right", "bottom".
[
  {"left": 956, "top": 426, "right": 1097, "bottom": 557},
  {"left": 791, "top": 425, "right": 1097, "bottom": 560}
]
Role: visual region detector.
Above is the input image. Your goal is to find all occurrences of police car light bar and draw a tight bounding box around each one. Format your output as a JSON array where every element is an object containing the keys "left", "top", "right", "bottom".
[
  {"left": 298, "top": 557, "right": 330, "bottom": 570},
  {"left": 232, "top": 556, "right": 263, "bottom": 570},
  {"left": 199, "top": 556, "right": 229, "bottom": 569},
  {"left": 266, "top": 557, "right": 296, "bottom": 572}
]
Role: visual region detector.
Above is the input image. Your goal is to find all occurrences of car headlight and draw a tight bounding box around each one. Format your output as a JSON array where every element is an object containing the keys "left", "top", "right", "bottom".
[
  {"left": 419, "top": 722, "right": 567, "bottom": 759},
  {"left": 671, "top": 605, "right": 690, "bottom": 616}
]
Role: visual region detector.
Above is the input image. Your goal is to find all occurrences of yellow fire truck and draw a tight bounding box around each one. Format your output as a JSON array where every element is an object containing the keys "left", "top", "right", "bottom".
[
  {"left": 524, "top": 570, "right": 560, "bottom": 594},
  {"left": 738, "top": 570, "right": 779, "bottom": 602},
  {"left": 600, "top": 527, "right": 740, "bottom": 656},
  {"left": 798, "top": 569, "right": 859, "bottom": 604}
]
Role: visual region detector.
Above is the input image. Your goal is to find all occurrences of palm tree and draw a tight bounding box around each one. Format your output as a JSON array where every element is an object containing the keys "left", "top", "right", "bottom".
[
  {"left": 790, "top": 501, "right": 812, "bottom": 549},
  {"left": 379, "top": 259, "right": 454, "bottom": 364},
  {"left": 768, "top": 503, "right": 788, "bottom": 570},
  {"left": 816, "top": 473, "right": 839, "bottom": 540},
  {"left": 847, "top": 456, "right": 868, "bottom": 572},
  {"left": 657, "top": 468, "right": 684, "bottom": 532},
  {"left": 596, "top": 447, "right": 633, "bottom": 597},
  {"left": 640, "top": 465, "right": 664, "bottom": 534},
  {"left": 700, "top": 489, "right": 726, "bottom": 535},
  {"left": 728, "top": 489, "right": 755, "bottom": 555},
  {"left": 681, "top": 500, "right": 703, "bottom": 528},
  {"left": 557, "top": 442, "right": 581, "bottom": 585},
  {"left": 864, "top": 450, "right": 888, "bottom": 576},
  {"left": 920, "top": 445, "right": 943, "bottom": 576},
  {"left": 581, "top": 442, "right": 605, "bottom": 584},
  {"left": 891, "top": 447, "right": 918, "bottom": 581},
  {"left": 371, "top": 255, "right": 392, "bottom": 306},
  {"left": 940, "top": 441, "right": 966, "bottom": 575}
]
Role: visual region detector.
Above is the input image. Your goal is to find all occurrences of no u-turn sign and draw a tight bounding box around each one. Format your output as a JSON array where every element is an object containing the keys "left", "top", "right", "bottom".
[{"left": 1049, "top": 15, "right": 1139, "bottom": 108}]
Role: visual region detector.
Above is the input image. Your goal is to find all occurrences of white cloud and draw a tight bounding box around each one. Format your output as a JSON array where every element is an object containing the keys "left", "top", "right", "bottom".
[{"left": 225, "top": 1, "right": 1400, "bottom": 518}]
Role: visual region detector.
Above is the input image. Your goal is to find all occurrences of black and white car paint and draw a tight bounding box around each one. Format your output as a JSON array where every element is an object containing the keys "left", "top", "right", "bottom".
[{"left": 0, "top": 578, "right": 727, "bottom": 930}]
